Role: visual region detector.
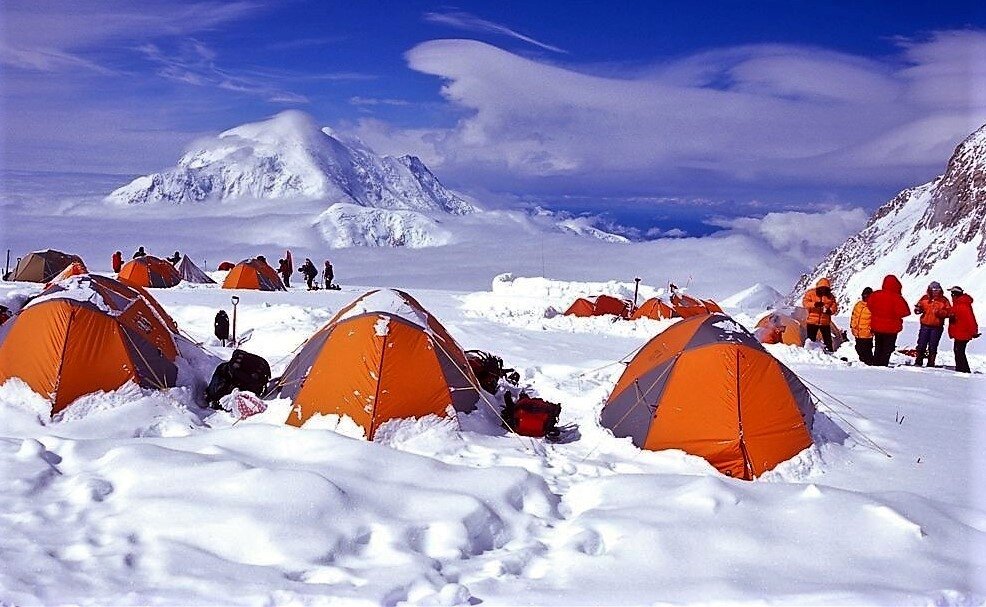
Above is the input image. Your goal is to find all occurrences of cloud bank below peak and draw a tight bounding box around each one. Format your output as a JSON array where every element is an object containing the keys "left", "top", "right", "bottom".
[{"left": 351, "top": 32, "right": 986, "bottom": 199}]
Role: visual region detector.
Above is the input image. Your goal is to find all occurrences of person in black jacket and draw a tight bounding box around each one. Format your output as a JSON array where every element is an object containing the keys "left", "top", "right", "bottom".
[
  {"left": 277, "top": 258, "right": 292, "bottom": 288},
  {"left": 323, "top": 260, "right": 334, "bottom": 289},
  {"left": 299, "top": 258, "right": 318, "bottom": 290},
  {"left": 132, "top": 246, "right": 147, "bottom": 259}
]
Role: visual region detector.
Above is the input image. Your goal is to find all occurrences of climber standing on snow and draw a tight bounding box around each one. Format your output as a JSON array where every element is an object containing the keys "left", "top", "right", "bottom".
[
  {"left": 132, "top": 246, "right": 147, "bottom": 259},
  {"left": 323, "top": 260, "right": 334, "bottom": 289},
  {"left": 850, "top": 287, "right": 874, "bottom": 365},
  {"left": 299, "top": 258, "right": 318, "bottom": 291},
  {"left": 866, "top": 274, "right": 911, "bottom": 366},
  {"left": 111, "top": 250, "right": 123, "bottom": 273},
  {"left": 802, "top": 278, "right": 839, "bottom": 352},
  {"left": 948, "top": 286, "right": 979, "bottom": 374},
  {"left": 277, "top": 258, "right": 292, "bottom": 288},
  {"left": 913, "top": 281, "right": 952, "bottom": 367}
]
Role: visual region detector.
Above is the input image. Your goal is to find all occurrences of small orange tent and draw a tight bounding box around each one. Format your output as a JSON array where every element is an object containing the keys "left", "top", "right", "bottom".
[
  {"left": 755, "top": 310, "right": 846, "bottom": 350},
  {"left": 274, "top": 289, "right": 480, "bottom": 438},
  {"left": 630, "top": 297, "right": 676, "bottom": 321},
  {"left": 118, "top": 255, "right": 182, "bottom": 288},
  {"left": 600, "top": 314, "right": 814, "bottom": 479},
  {"left": 669, "top": 292, "right": 722, "bottom": 318},
  {"left": 222, "top": 258, "right": 285, "bottom": 291},
  {"left": 9, "top": 249, "right": 85, "bottom": 283},
  {"left": 44, "top": 260, "right": 88, "bottom": 288},
  {"left": 564, "top": 295, "right": 631, "bottom": 318},
  {"left": 0, "top": 275, "right": 180, "bottom": 415}
]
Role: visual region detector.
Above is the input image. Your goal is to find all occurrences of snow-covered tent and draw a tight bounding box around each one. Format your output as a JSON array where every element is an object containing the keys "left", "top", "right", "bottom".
[{"left": 176, "top": 255, "right": 216, "bottom": 284}]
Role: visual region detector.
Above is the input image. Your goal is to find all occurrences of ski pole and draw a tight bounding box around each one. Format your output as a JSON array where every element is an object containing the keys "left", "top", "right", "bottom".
[{"left": 231, "top": 296, "right": 239, "bottom": 344}]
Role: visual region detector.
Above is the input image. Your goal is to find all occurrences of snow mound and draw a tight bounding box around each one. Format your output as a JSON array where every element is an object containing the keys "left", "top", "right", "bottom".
[
  {"left": 721, "top": 282, "right": 785, "bottom": 311},
  {"left": 313, "top": 202, "right": 453, "bottom": 248}
]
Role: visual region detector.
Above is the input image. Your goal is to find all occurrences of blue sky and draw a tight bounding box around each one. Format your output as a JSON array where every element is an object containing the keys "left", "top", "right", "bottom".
[{"left": 2, "top": 0, "right": 985, "bottom": 225}]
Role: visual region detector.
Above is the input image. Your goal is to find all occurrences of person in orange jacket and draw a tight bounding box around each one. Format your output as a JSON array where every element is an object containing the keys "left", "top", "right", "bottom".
[
  {"left": 111, "top": 250, "right": 123, "bottom": 273},
  {"left": 802, "top": 277, "right": 839, "bottom": 351},
  {"left": 850, "top": 287, "right": 874, "bottom": 365},
  {"left": 914, "top": 281, "right": 952, "bottom": 367},
  {"left": 948, "top": 286, "right": 979, "bottom": 373}
]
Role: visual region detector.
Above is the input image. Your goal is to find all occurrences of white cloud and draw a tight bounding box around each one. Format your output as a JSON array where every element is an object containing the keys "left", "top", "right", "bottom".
[
  {"left": 353, "top": 34, "right": 986, "bottom": 195},
  {"left": 709, "top": 207, "right": 869, "bottom": 267},
  {"left": 423, "top": 11, "right": 566, "bottom": 54}
]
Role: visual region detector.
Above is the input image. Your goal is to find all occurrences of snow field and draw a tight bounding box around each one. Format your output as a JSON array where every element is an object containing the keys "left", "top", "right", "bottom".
[{"left": 1, "top": 276, "right": 985, "bottom": 605}]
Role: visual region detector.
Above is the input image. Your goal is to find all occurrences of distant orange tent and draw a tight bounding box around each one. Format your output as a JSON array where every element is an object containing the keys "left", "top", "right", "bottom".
[
  {"left": 118, "top": 255, "right": 182, "bottom": 288},
  {"left": 630, "top": 297, "right": 676, "bottom": 321},
  {"left": 274, "top": 289, "right": 480, "bottom": 438},
  {"left": 755, "top": 311, "right": 846, "bottom": 350},
  {"left": 670, "top": 291, "right": 722, "bottom": 318},
  {"left": 564, "top": 295, "right": 631, "bottom": 318},
  {"left": 601, "top": 314, "right": 814, "bottom": 479},
  {"left": 44, "top": 261, "right": 88, "bottom": 288},
  {"left": 0, "top": 275, "right": 181, "bottom": 415},
  {"left": 222, "top": 258, "right": 285, "bottom": 291}
]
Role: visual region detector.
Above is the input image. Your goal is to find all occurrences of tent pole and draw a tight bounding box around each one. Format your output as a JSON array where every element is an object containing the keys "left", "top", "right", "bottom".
[
  {"left": 4, "top": 249, "right": 9, "bottom": 279},
  {"left": 632, "top": 277, "right": 641, "bottom": 312}
]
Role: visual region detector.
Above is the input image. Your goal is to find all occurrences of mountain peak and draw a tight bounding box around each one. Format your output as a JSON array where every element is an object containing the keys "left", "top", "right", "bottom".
[
  {"left": 793, "top": 122, "right": 986, "bottom": 306},
  {"left": 106, "top": 112, "right": 476, "bottom": 215}
]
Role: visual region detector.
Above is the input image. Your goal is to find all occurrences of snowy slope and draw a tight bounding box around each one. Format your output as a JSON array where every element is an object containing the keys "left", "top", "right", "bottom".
[
  {"left": 796, "top": 123, "right": 986, "bottom": 306},
  {"left": 313, "top": 202, "right": 453, "bottom": 248},
  {"left": 1, "top": 276, "right": 984, "bottom": 605},
  {"left": 720, "top": 282, "right": 785, "bottom": 311}
]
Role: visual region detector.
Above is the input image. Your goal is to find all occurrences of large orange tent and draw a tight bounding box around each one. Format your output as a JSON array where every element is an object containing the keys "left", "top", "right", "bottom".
[
  {"left": 8, "top": 249, "right": 85, "bottom": 283},
  {"left": 274, "top": 289, "right": 480, "bottom": 438},
  {"left": 754, "top": 310, "right": 846, "bottom": 350},
  {"left": 600, "top": 314, "right": 814, "bottom": 479},
  {"left": 0, "top": 275, "right": 181, "bottom": 415},
  {"left": 630, "top": 297, "right": 676, "bottom": 321},
  {"left": 118, "top": 255, "right": 182, "bottom": 288},
  {"left": 222, "top": 258, "right": 285, "bottom": 291},
  {"left": 564, "top": 295, "right": 631, "bottom": 318}
]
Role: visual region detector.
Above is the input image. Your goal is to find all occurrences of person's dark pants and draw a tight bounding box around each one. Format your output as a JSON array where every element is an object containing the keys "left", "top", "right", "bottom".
[
  {"left": 281, "top": 273, "right": 290, "bottom": 288},
  {"left": 807, "top": 323, "right": 834, "bottom": 351},
  {"left": 916, "top": 324, "right": 945, "bottom": 364},
  {"left": 854, "top": 337, "right": 874, "bottom": 365},
  {"left": 306, "top": 275, "right": 315, "bottom": 290},
  {"left": 954, "top": 340, "right": 971, "bottom": 373},
  {"left": 873, "top": 332, "right": 898, "bottom": 366}
]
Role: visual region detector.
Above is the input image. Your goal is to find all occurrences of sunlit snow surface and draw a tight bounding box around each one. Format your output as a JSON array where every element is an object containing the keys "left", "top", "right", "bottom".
[{"left": 1, "top": 275, "right": 984, "bottom": 606}]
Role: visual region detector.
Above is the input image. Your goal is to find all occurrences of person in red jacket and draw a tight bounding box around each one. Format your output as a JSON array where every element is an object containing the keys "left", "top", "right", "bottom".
[
  {"left": 913, "top": 281, "right": 952, "bottom": 367},
  {"left": 948, "top": 286, "right": 979, "bottom": 373},
  {"left": 866, "top": 274, "right": 911, "bottom": 366},
  {"left": 111, "top": 250, "right": 123, "bottom": 273}
]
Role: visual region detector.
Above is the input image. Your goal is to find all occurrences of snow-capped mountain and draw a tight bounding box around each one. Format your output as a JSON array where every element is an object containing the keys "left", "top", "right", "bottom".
[
  {"left": 794, "top": 123, "right": 986, "bottom": 306},
  {"left": 313, "top": 203, "right": 452, "bottom": 249},
  {"left": 106, "top": 110, "right": 476, "bottom": 216}
]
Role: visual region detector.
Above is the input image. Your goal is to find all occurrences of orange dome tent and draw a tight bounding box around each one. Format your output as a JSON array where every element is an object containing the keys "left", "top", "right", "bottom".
[
  {"left": 630, "top": 297, "right": 676, "bottom": 321},
  {"left": 670, "top": 291, "right": 722, "bottom": 318},
  {"left": 755, "top": 310, "right": 846, "bottom": 350},
  {"left": 0, "top": 275, "right": 181, "bottom": 416},
  {"left": 44, "top": 260, "right": 88, "bottom": 288},
  {"left": 600, "top": 314, "right": 814, "bottom": 479},
  {"left": 222, "top": 258, "right": 285, "bottom": 291},
  {"left": 274, "top": 289, "right": 480, "bottom": 438},
  {"left": 118, "top": 255, "right": 182, "bottom": 288},
  {"left": 9, "top": 249, "right": 85, "bottom": 283},
  {"left": 564, "top": 295, "right": 631, "bottom": 318}
]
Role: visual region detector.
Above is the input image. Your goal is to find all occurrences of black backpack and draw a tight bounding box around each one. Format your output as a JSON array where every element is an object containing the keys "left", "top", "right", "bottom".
[
  {"left": 214, "top": 310, "right": 230, "bottom": 343},
  {"left": 205, "top": 349, "right": 272, "bottom": 408}
]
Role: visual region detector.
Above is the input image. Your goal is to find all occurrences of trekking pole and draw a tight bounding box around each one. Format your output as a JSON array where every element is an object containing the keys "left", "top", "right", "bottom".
[
  {"left": 231, "top": 296, "right": 239, "bottom": 344},
  {"left": 633, "top": 277, "right": 641, "bottom": 312},
  {"left": 4, "top": 249, "right": 9, "bottom": 279}
]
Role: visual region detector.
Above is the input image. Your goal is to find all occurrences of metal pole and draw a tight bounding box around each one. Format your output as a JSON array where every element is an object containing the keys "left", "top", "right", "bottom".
[
  {"left": 4, "top": 249, "right": 9, "bottom": 278},
  {"left": 231, "top": 296, "right": 239, "bottom": 344},
  {"left": 633, "top": 277, "right": 641, "bottom": 312}
]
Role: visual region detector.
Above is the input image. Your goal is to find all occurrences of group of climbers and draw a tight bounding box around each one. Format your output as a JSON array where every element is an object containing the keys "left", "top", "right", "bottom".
[{"left": 808, "top": 275, "right": 979, "bottom": 373}]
